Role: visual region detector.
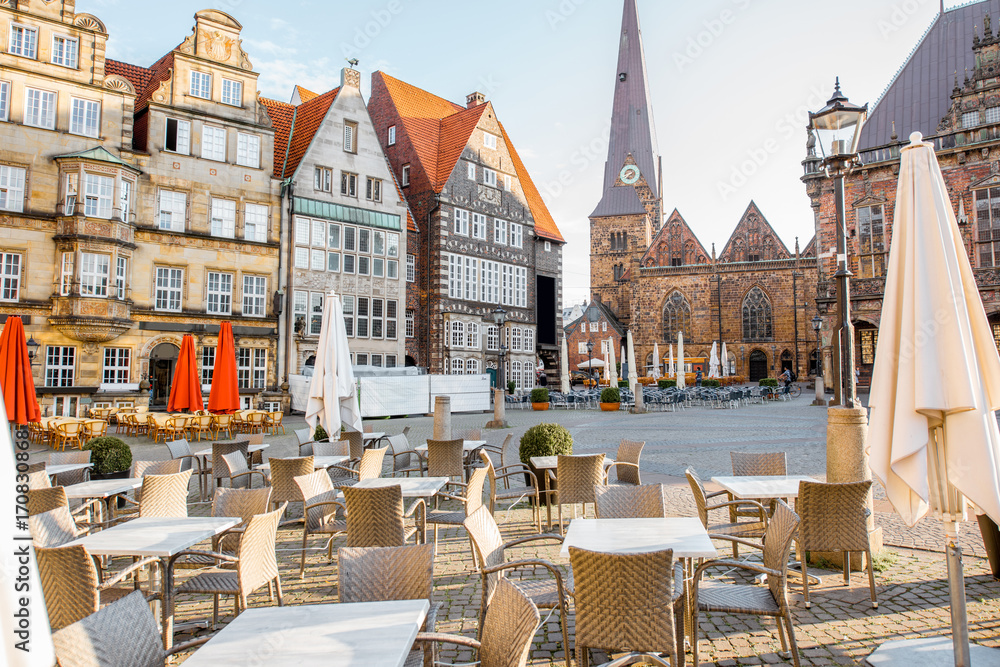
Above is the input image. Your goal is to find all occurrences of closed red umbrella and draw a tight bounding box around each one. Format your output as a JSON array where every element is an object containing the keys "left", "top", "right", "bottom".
[
  {"left": 208, "top": 322, "right": 240, "bottom": 414},
  {"left": 167, "top": 335, "right": 204, "bottom": 413},
  {"left": 0, "top": 316, "right": 40, "bottom": 424}
]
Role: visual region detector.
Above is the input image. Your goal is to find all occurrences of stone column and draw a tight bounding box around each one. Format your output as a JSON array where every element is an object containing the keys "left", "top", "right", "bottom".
[
  {"left": 631, "top": 382, "right": 646, "bottom": 414},
  {"left": 813, "top": 376, "right": 827, "bottom": 406},
  {"left": 433, "top": 396, "right": 451, "bottom": 441},
  {"left": 486, "top": 388, "right": 510, "bottom": 429}
]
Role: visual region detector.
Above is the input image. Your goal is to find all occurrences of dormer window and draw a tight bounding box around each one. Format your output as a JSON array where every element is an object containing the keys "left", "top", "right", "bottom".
[
  {"left": 190, "top": 71, "right": 212, "bottom": 100},
  {"left": 9, "top": 24, "right": 37, "bottom": 59}
]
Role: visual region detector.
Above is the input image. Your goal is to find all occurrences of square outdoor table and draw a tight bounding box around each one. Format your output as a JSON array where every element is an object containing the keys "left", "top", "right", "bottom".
[
  {"left": 710, "top": 475, "right": 818, "bottom": 500},
  {"left": 258, "top": 455, "right": 349, "bottom": 476},
  {"left": 413, "top": 439, "right": 486, "bottom": 454},
  {"left": 63, "top": 477, "right": 142, "bottom": 522},
  {"left": 46, "top": 462, "right": 92, "bottom": 478},
  {"left": 179, "top": 599, "right": 429, "bottom": 667},
  {"left": 559, "top": 517, "right": 717, "bottom": 559},
  {"left": 65, "top": 516, "right": 239, "bottom": 649},
  {"left": 530, "top": 455, "right": 613, "bottom": 531},
  {"left": 193, "top": 443, "right": 270, "bottom": 458},
  {"left": 347, "top": 476, "right": 448, "bottom": 498}
]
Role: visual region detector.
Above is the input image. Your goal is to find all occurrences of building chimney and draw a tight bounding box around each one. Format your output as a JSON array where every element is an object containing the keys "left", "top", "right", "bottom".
[
  {"left": 341, "top": 67, "right": 361, "bottom": 89},
  {"left": 466, "top": 92, "right": 486, "bottom": 109}
]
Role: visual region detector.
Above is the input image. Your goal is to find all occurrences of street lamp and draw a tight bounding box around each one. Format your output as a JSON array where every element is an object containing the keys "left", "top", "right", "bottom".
[
  {"left": 809, "top": 78, "right": 867, "bottom": 409},
  {"left": 26, "top": 335, "right": 39, "bottom": 365},
  {"left": 811, "top": 315, "right": 823, "bottom": 378},
  {"left": 586, "top": 339, "right": 594, "bottom": 387},
  {"left": 491, "top": 306, "right": 507, "bottom": 389}
]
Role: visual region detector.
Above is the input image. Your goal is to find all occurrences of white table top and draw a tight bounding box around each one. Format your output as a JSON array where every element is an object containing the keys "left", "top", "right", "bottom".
[
  {"left": 179, "top": 599, "right": 429, "bottom": 667},
  {"left": 193, "top": 443, "right": 270, "bottom": 457},
  {"left": 65, "top": 516, "right": 239, "bottom": 558},
  {"left": 530, "top": 455, "right": 613, "bottom": 470},
  {"left": 559, "top": 517, "right": 718, "bottom": 559},
  {"left": 47, "top": 463, "right": 93, "bottom": 477},
  {"left": 343, "top": 477, "right": 449, "bottom": 498},
  {"left": 363, "top": 432, "right": 386, "bottom": 440},
  {"left": 63, "top": 478, "right": 142, "bottom": 499},
  {"left": 710, "top": 475, "right": 818, "bottom": 500},
  {"left": 258, "top": 455, "right": 349, "bottom": 475},
  {"left": 414, "top": 440, "right": 485, "bottom": 453}
]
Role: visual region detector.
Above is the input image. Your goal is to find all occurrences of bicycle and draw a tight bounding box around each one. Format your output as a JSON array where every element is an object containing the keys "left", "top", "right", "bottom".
[{"left": 784, "top": 383, "right": 802, "bottom": 398}]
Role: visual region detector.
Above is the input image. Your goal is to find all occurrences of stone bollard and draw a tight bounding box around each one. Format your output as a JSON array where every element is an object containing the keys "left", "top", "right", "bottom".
[
  {"left": 433, "top": 396, "right": 452, "bottom": 441},
  {"left": 813, "top": 376, "right": 827, "bottom": 406},
  {"left": 486, "top": 388, "right": 510, "bottom": 429},
  {"left": 631, "top": 384, "right": 646, "bottom": 414}
]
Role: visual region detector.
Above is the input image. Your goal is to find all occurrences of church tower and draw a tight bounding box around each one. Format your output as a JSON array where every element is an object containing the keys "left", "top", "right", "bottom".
[{"left": 590, "top": 0, "right": 662, "bottom": 320}]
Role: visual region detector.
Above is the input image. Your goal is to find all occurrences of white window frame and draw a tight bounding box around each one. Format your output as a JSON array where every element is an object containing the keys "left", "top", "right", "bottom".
[
  {"left": 60, "top": 252, "right": 73, "bottom": 296},
  {"left": 210, "top": 198, "right": 236, "bottom": 238},
  {"left": 115, "top": 256, "right": 127, "bottom": 300},
  {"left": 293, "top": 291, "right": 307, "bottom": 335},
  {"left": 70, "top": 98, "right": 101, "bottom": 137},
  {"left": 503, "top": 174, "right": 512, "bottom": 191},
  {"left": 448, "top": 254, "right": 463, "bottom": 299},
  {"left": 0, "top": 165, "right": 26, "bottom": 213},
  {"left": 314, "top": 167, "right": 332, "bottom": 192},
  {"left": 471, "top": 212, "right": 488, "bottom": 240},
  {"left": 51, "top": 34, "right": 78, "bottom": 68},
  {"left": 165, "top": 118, "right": 191, "bottom": 155},
  {"left": 0, "top": 252, "right": 21, "bottom": 301},
  {"left": 221, "top": 78, "right": 243, "bottom": 107},
  {"left": 405, "top": 309, "right": 414, "bottom": 338},
  {"left": 454, "top": 208, "right": 469, "bottom": 236},
  {"left": 344, "top": 121, "right": 358, "bottom": 153},
  {"left": 102, "top": 348, "right": 130, "bottom": 384},
  {"left": 515, "top": 266, "right": 527, "bottom": 308},
  {"left": 201, "top": 347, "right": 215, "bottom": 385},
  {"left": 158, "top": 190, "right": 186, "bottom": 232},
  {"left": 484, "top": 168, "right": 497, "bottom": 188},
  {"left": 402, "top": 164, "right": 410, "bottom": 187},
  {"left": 494, "top": 218, "right": 508, "bottom": 245},
  {"left": 79, "top": 252, "right": 110, "bottom": 298},
  {"left": 202, "top": 126, "right": 227, "bottom": 162},
  {"left": 467, "top": 358, "right": 480, "bottom": 375},
  {"left": 236, "top": 133, "right": 260, "bottom": 168},
  {"left": 483, "top": 132, "right": 497, "bottom": 150},
  {"left": 341, "top": 172, "right": 358, "bottom": 197},
  {"left": 406, "top": 254, "right": 415, "bottom": 282},
  {"left": 24, "top": 88, "right": 56, "bottom": 130},
  {"left": 155, "top": 267, "right": 183, "bottom": 312},
  {"left": 463, "top": 257, "right": 478, "bottom": 302},
  {"left": 468, "top": 163, "right": 476, "bottom": 180},
  {"left": 467, "top": 323, "right": 481, "bottom": 349},
  {"left": 9, "top": 24, "right": 37, "bottom": 59},
  {"left": 84, "top": 174, "right": 114, "bottom": 219},
  {"left": 356, "top": 297, "right": 370, "bottom": 338},
  {"left": 310, "top": 293, "right": 324, "bottom": 336},
  {"left": 244, "top": 203, "right": 268, "bottom": 242},
  {"left": 451, "top": 321, "right": 465, "bottom": 349},
  {"left": 510, "top": 222, "right": 523, "bottom": 249},
  {"left": 45, "top": 346, "right": 75, "bottom": 388},
  {"left": 451, "top": 358, "right": 465, "bottom": 375},
  {"left": 0, "top": 81, "right": 9, "bottom": 121},
  {"left": 311, "top": 249, "right": 325, "bottom": 272},
  {"left": 342, "top": 295, "right": 354, "bottom": 337},
  {"left": 206, "top": 271, "right": 233, "bottom": 315},
  {"left": 242, "top": 275, "right": 267, "bottom": 318},
  {"left": 366, "top": 177, "right": 382, "bottom": 202},
  {"left": 371, "top": 298, "right": 385, "bottom": 339},
  {"left": 388, "top": 125, "right": 396, "bottom": 145},
  {"left": 237, "top": 348, "right": 267, "bottom": 389},
  {"left": 487, "top": 326, "right": 499, "bottom": 351},
  {"left": 190, "top": 71, "right": 212, "bottom": 100}
]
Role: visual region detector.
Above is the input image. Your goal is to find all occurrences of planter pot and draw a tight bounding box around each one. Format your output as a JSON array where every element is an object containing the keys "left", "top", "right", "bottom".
[
  {"left": 90, "top": 470, "right": 130, "bottom": 508},
  {"left": 978, "top": 514, "right": 1000, "bottom": 579},
  {"left": 532, "top": 403, "right": 550, "bottom": 411},
  {"left": 600, "top": 402, "right": 620, "bottom": 412}
]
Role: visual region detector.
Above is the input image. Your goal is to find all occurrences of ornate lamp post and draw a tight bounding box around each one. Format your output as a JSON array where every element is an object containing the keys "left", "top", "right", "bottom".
[
  {"left": 487, "top": 306, "right": 510, "bottom": 428},
  {"left": 586, "top": 339, "right": 594, "bottom": 387},
  {"left": 26, "top": 335, "right": 39, "bottom": 366},
  {"left": 492, "top": 306, "right": 508, "bottom": 387},
  {"left": 812, "top": 315, "right": 826, "bottom": 405}
]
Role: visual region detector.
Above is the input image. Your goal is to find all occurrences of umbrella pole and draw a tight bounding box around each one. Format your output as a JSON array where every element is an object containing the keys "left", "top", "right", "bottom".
[{"left": 945, "top": 521, "right": 971, "bottom": 667}]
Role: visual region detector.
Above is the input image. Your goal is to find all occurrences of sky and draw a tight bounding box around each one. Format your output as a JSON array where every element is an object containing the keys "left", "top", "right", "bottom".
[{"left": 93, "top": 0, "right": 951, "bottom": 308}]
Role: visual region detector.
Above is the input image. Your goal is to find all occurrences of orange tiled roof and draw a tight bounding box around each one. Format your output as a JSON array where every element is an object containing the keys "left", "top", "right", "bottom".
[
  {"left": 259, "top": 97, "right": 295, "bottom": 179},
  {"left": 104, "top": 59, "right": 153, "bottom": 98},
  {"left": 436, "top": 105, "right": 488, "bottom": 189},
  {"left": 294, "top": 86, "right": 318, "bottom": 103},
  {"left": 283, "top": 88, "right": 339, "bottom": 180},
  {"left": 498, "top": 121, "right": 564, "bottom": 243}
]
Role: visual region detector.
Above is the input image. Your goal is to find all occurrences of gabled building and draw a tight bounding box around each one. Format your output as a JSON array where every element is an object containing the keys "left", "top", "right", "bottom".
[
  {"left": 262, "top": 67, "right": 410, "bottom": 381},
  {"left": 368, "top": 73, "right": 565, "bottom": 390},
  {"left": 564, "top": 299, "right": 626, "bottom": 376},
  {"left": 589, "top": 0, "right": 819, "bottom": 381}
]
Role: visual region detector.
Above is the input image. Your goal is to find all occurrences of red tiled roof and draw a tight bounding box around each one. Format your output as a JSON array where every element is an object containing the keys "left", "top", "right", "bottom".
[
  {"left": 498, "top": 121, "right": 564, "bottom": 243},
  {"left": 436, "top": 105, "right": 488, "bottom": 189},
  {"left": 283, "top": 88, "right": 339, "bottom": 180},
  {"left": 104, "top": 59, "right": 153, "bottom": 98},
  {"left": 259, "top": 97, "right": 295, "bottom": 179},
  {"left": 294, "top": 86, "right": 318, "bottom": 103}
]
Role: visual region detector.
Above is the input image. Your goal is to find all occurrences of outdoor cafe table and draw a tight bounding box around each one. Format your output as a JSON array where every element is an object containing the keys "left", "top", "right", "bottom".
[
  {"left": 257, "top": 455, "right": 350, "bottom": 476},
  {"left": 64, "top": 516, "right": 239, "bottom": 649},
  {"left": 346, "top": 476, "right": 449, "bottom": 498},
  {"left": 63, "top": 477, "right": 142, "bottom": 523},
  {"left": 709, "top": 475, "right": 818, "bottom": 501},
  {"left": 530, "top": 455, "right": 614, "bottom": 531},
  {"left": 46, "top": 463, "right": 92, "bottom": 479},
  {"left": 179, "top": 599, "right": 430, "bottom": 667},
  {"left": 413, "top": 439, "right": 486, "bottom": 454},
  {"left": 192, "top": 443, "right": 270, "bottom": 458}
]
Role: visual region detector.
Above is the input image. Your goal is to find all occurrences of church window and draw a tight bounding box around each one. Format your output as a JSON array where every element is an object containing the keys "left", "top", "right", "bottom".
[
  {"left": 742, "top": 287, "right": 773, "bottom": 342},
  {"left": 976, "top": 188, "right": 1000, "bottom": 267},
  {"left": 662, "top": 291, "right": 692, "bottom": 342},
  {"left": 857, "top": 205, "right": 887, "bottom": 278}
]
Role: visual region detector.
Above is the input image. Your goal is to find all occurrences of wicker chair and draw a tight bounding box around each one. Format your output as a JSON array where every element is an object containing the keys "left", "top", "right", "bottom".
[
  {"left": 165, "top": 439, "right": 208, "bottom": 501},
  {"left": 27, "top": 467, "right": 52, "bottom": 490},
  {"left": 220, "top": 451, "right": 267, "bottom": 489},
  {"left": 686, "top": 467, "right": 768, "bottom": 557},
  {"left": 126, "top": 470, "right": 192, "bottom": 518},
  {"left": 329, "top": 447, "right": 387, "bottom": 489},
  {"left": 188, "top": 415, "right": 214, "bottom": 442},
  {"left": 480, "top": 450, "right": 541, "bottom": 533},
  {"left": 212, "top": 413, "right": 234, "bottom": 441},
  {"left": 53, "top": 421, "right": 85, "bottom": 451},
  {"left": 175, "top": 487, "right": 273, "bottom": 571},
  {"left": 312, "top": 440, "right": 355, "bottom": 486},
  {"left": 292, "top": 470, "right": 347, "bottom": 578},
  {"left": 50, "top": 451, "right": 92, "bottom": 486},
  {"left": 27, "top": 487, "right": 102, "bottom": 548},
  {"left": 692, "top": 501, "right": 802, "bottom": 667},
  {"left": 173, "top": 503, "right": 287, "bottom": 628},
  {"left": 266, "top": 456, "right": 314, "bottom": 518},
  {"left": 569, "top": 546, "right": 684, "bottom": 666},
  {"left": 27, "top": 486, "right": 99, "bottom": 522},
  {"left": 478, "top": 433, "right": 514, "bottom": 480},
  {"left": 797, "top": 480, "right": 878, "bottom": 609},
  {"left": 426, "top": 464, "right": 488, "bottom": 556},
  {"left": 37, "top": 544, "right": 158, "bottom": 630},
  {"left": 594, "top": 483, "right": 666, "bottom": 519},
  {"left": 413, "top": 577, "right": 540, "bottom": 667},
  {"left": 605, "top": 439, "right": 644, "bottom": 486},
  {"left": 340, "top": 431, "right": 366, "bottom": 460},
  {"left": 266, "top": 411, "right": 285, "bottom": 435},
  {"left": 424, "top": 439, "right": 466, "bottom": 487},
  {"left": 386, "top": 433, "right": 422, "bottom": 476},
  {"left": 343, "top": 484, "right": 425, "bottom": 547},
  {"left": 121, "top": 459, "right": 184, "bottom": 513},
  {"left": 549, "top": 454, "right": 607, "bottom": 534},
  {"left": 463, "top": 506, "right": 572, "bottom": 667},
  {"left": 52, "top": 591, "right": 209, "bottom": 667},
  {"left": 82, "top": 419, "right": 107, "bottom": 440},
  {"left": 295, "top": 427, "right": 314, "bottom": 456},
  {"left": 729, "top": 451, "right": 788, "bottom": 521},
  {"left": 339, "top": 544, "right": 441, "bottom": 667},
  {"left": 212, "top": 441, "right": 249, "bottom": 490}
]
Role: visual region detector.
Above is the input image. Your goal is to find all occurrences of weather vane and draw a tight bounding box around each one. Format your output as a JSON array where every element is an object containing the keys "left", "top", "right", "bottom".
[{"left": 347, "top": 58, "right": 359, "bottom": 68}]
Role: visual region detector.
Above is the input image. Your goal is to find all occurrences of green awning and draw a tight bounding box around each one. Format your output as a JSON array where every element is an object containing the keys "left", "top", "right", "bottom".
[{"left": 293, "top": 197, "right": 401, "bottom": 231}]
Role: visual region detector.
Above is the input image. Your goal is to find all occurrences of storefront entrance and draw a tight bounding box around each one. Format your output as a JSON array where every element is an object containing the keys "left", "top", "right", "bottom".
[{"left": 150, "top": 343, "right": 179, "bottom": 407}]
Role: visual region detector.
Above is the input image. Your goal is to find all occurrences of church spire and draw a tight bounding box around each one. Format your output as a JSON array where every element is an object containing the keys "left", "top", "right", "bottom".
[{"left": 591, "top": 0, "right": 660, "bottom": 219}]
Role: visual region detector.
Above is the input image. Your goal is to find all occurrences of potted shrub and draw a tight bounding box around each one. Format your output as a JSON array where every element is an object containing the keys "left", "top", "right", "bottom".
[
  {"left": 530, "top": 388, "right": 550, "bottom": 411},
  {"left": 314, "top": 424, "right": 329, "bottom": 442},
  {"left": 507, "top": 380, "right": 517, "bottom": 395},
  {"left": 618, "top": 379, "right": 629, "bottom": 388},
  {"left": 83, "top": 436, "right": 132, "bottom": 480},
  {"left": 658, "top": 379, "right": 677, "bottom": 389},
  {"left": 702, "top": 379, "right": 721, "bottom": 388},
  {"left": 600, "top": 387, "right": 621, "bottom": 411},
  {"left": 519, "top": 423, "right": 573, "bottom": 506}
]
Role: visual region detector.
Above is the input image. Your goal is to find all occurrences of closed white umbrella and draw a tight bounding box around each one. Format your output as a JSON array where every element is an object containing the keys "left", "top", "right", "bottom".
[
  {"left": 603, "top": 345, "right": 611, "bottom": 383},
  {"left": 306, "top": 292, "right": 362, "bottom": 438},
  {"left": 709, "top": 342, "right": 720, "bottom": 379},
  {"left": 626, "top": 331, "right": 638, "bottom": 392},
  {"left": 578, "top": 358, "right": 605, "bottom": 370},
  {"left": 1, "top": 395, "right": 56, "bottom": 667},
  {"left": 560, "top": 336, "right": 570, "bottom": 394},
  {"left": 652, "top": 342, "right": 661, "bottom": 380},
  {"left": 721, "top": 342, "right": 729, "bottom": 378},
  {"left": 669, "top": 344, "right": 675, "bottom": 378},
  {"left": 620, "top": 344, "right": 626, "bottom": 379},
  {"left": 868, "top": 133, "right": 1000, "bottom": 666},
  {"left": 609, "top": 339, "right": 618, "bottom": 384},
  {"left": 677, "top": 332, "right": 686, "bottom": 389}
]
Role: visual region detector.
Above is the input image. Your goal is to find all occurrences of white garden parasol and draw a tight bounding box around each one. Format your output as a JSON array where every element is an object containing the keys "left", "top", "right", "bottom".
[
  {"left": 652, "top": 342, "right": 661, "bottom": 380},
  {"left": 677, "top": 332, "right": 686, "bottom": 389},
  {"left": 305, "top": 292, "right": 363, "bottom": 438},
  {"left": 560, "top": 336, "right": 571, "bottom": 394},
  {"left": 721, "top": 342, "right": 729, "bottom": 377},
  {"left": 709, "top": 342, "right": 720, "bottom": 379},
  {"left": 669, "top": 344, "right": 675, "bottom": 379}
]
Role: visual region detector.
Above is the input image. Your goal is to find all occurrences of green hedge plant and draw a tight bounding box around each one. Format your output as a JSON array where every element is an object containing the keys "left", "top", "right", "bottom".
[
  {"left": 314, "top": 425, "right": 328, "bottom": 442},
  {"left": 83, "top": 437, "right": 132, "bottom": 474},
  {"left": 658, "top": 379, "right": 677, "bottom": 389},
  {"left": 600, "top": 387, "right": 621, "bottom": 403},
  {"left": 618, "top": 380, "right": 629, "bottom": 388},
  {"left": 702, "top": 379, "right": 721, "bottom": 388},
  {"left": 519, "top": 423, "right": 573, "bottom": 465},
  {"left": 529, "top": 388, "right": 550, "bottom": 403},
  {"left": 759, "top": 378, "right": 779, "bottom": 387}
]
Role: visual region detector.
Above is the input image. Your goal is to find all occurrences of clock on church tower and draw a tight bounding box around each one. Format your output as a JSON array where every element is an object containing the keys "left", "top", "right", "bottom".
[{"left": 619, "top": 164, "right": 641, "bottom": 185}]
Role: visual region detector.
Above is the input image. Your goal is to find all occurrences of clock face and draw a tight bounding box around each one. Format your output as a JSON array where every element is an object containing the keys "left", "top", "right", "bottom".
[{"left": 619, "top": 165, "right": 640, "bottom": 185}]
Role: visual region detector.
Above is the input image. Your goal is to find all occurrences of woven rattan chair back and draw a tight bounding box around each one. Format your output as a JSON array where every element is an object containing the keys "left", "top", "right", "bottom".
[
  {"left": 458, "top": 428, "right": 482, "bottom": 441},
  {"left": 312, "top": 440, "right": 350, "bottom": 456},
  {"left": 499, "top": 433, "right": 516, "bottom": 469},
  {"left": 344, "top": 484, "right": 407, "bottom": 547},
  {"left": 463, "top": 506, "right": 507, "bottom": 602},
  {"left": 425, "top": 439, "right": 465, "bottom": 479},
  {"left": 466, "top": 463, "right": 489, "bottom": 515},
  {"left": 295, "top": 427, "right": 312, "bottom": 446},
  {"left": 213, "top": 486, "right": 272, "bottom": 525},
  {"left": 50, "top": 450, "right": 91, "bottom": 486},
  {"left": 138, "top": 470, "right": 191, "bottom": 518},
  {"left": 221, "top": 451, "right": 254, "bottom": 489},
  {"left": 212, "top": 441, "right": 249, "bottom": 484},
  {"left": 28, "top": 468, "right": 52, "bottom": 490},
  {"left": 340, "top": 431, "right": 366, "bottom": 460},
  {"left": 594, "top": 484, "right": 665, "bottom": 519},
  {"left": 478, "top": 577, "right": 542, "bottom": 667},
  {"left": 37, "top": 544, "right": 101, "bottom": 630},
  {"left": 569, "top": 546, "right": 677, "bottom": 667},
  {"left": 165, "top": 439, "right": 193, "bottom": 472},
  {"left": 294, "top": 470, "right": 340, "bottom": 532},
  {"left": 556, "top": 454, "right": 606, "bottom": 505},
  {"left": 247, "top": 432, "right": 264, "bottom": 446},
  {"left": 235, "top": 503, "right": 285, "bottom": 599},
  {"left": 338, "top": 543, "right": 434, "bottom": 603},
  {"left": 685, "top": 468, "right": 711, "bottom": 526},
  {"left": 268, "top": 456, "right": 314, "bottom": 507},
  {"left": 29, "top": 508, "right": 79, "bottom": 547},
  {"left": 83, "top": 419, "right": 107, "bottom": 439},
  {"left": 614, "top": 439, "right": 644, "bottom": 485},
  {"left": 132, "top": 459, "right": 184, "bottom": 504},
  {"left": 731, "top": 451, "right": 787, "bottom": 477},
  {"left": 387, "top": 433, "right": 415, "bottom": 472},
  {"left": 52, "top": 590, "right": 166, "bottom": 667},
  {"left": 798, "top": 480, "right": 872, "bottom": 551},
  {"left": 357, "top": 447, "right": 388, "bottom": 481},
  {"left": 27, "top": 486, "right": 68, "bottom": 515},
  {"left": 763, "top": 501, "right": 800, "bottom": 604}
]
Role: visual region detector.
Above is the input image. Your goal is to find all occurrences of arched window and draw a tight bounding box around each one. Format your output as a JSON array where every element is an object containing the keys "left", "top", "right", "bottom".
[
  {"left": 662, "top": 291, "right": 692, "bottom": 342},
  {"left": 621, "top": 233, "right": 627, "bottom": 251},
  {"left": 742, "top": 287, "right": 773, "bottom": 341}
]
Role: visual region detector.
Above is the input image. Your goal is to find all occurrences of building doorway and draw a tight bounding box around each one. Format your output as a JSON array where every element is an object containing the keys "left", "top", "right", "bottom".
[
  {"left": 748, "top": 350, "right": 768, "bottom": 382},
  {"left": 150, "top": 342, "right": 179, "bottom": 407},
  {"left": 780, "top": 350, "right": 793, "bottom": 375}
]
